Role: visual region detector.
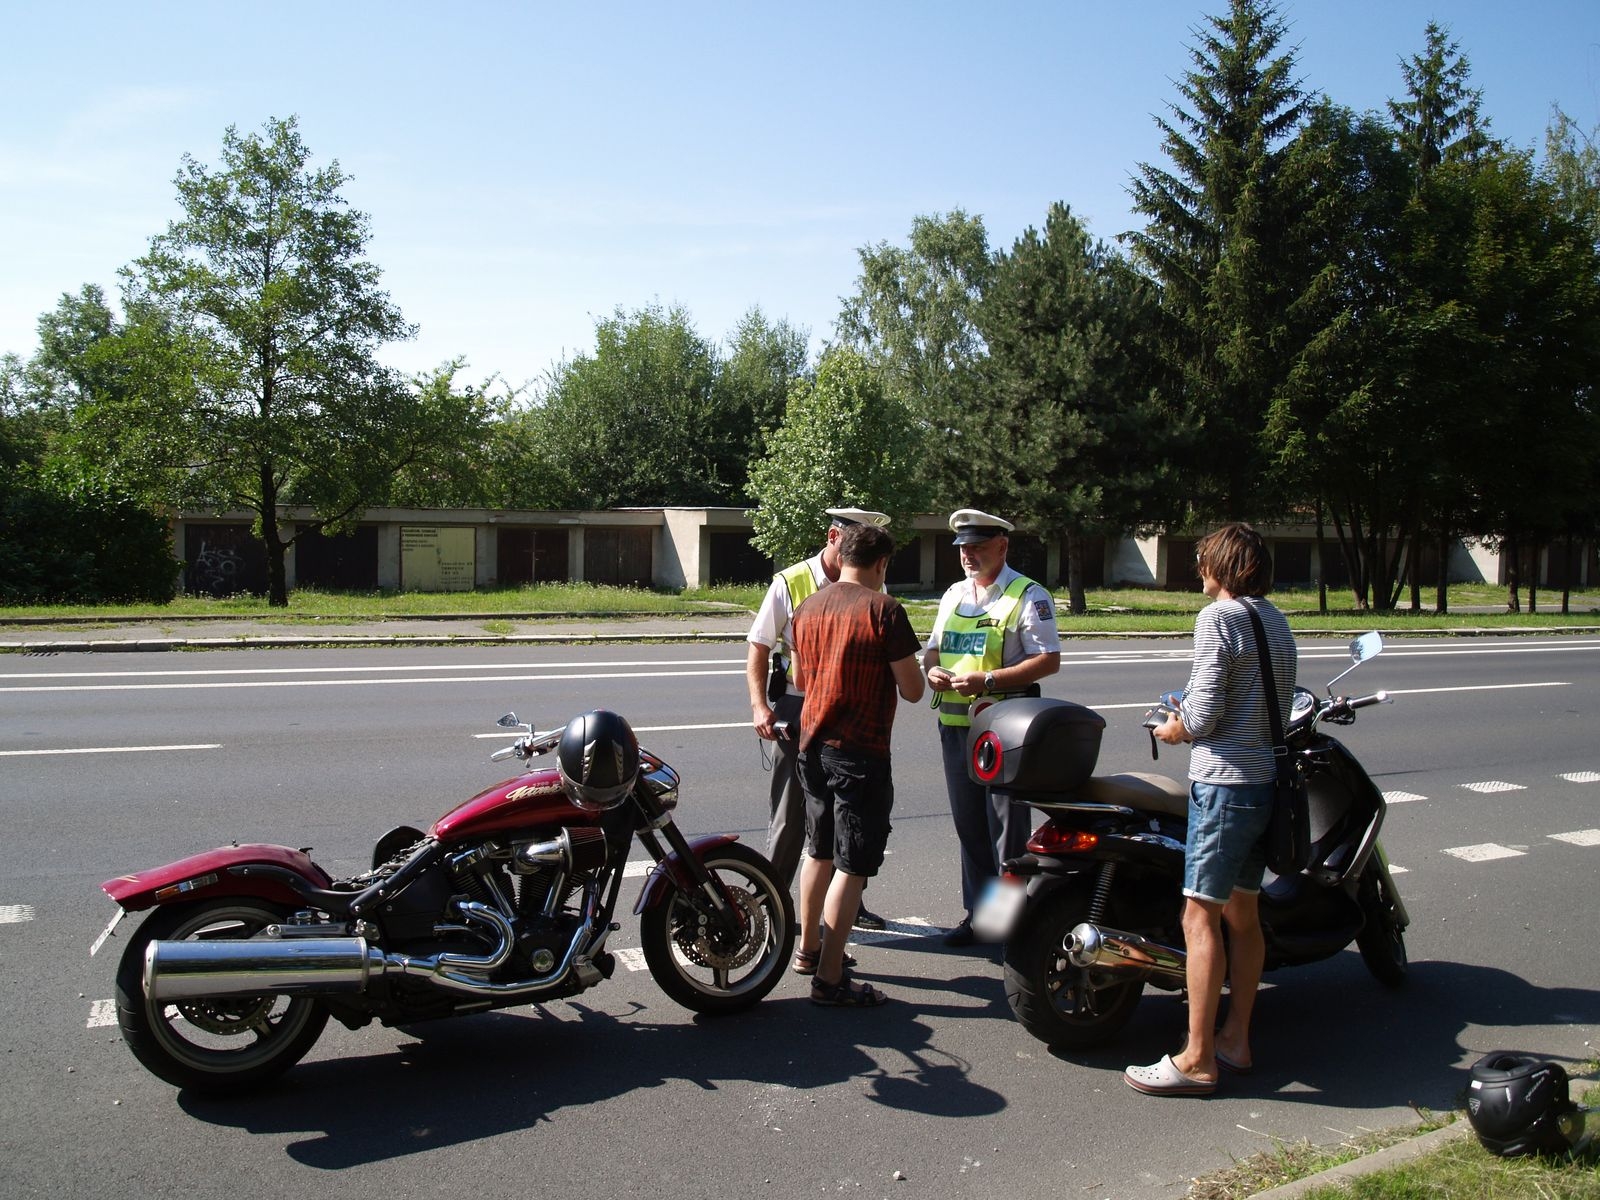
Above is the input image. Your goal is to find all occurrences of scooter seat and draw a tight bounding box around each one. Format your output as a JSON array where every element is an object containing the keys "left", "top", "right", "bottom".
[{"left": 1081, "top": 772, "right": 1190, "bottom": 818}]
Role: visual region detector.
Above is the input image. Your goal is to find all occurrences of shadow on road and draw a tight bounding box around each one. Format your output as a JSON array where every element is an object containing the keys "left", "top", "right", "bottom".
[
  {"left": 177, "top": 985, "right": 1008, "bottom": 1169},
  {"left": 1054, "top": 955, "right": 1599, "bottom": 1110}
]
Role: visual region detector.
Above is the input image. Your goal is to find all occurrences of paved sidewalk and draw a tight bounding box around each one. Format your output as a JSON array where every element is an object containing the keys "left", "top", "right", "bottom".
[{"left": 0, "top": 612, "right": 759, "bottom": 652}]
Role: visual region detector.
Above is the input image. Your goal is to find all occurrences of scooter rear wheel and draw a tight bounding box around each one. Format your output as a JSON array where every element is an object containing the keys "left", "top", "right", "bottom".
[{"left": 1003, "top": 886, "right": 1144, "bottom": 1050}]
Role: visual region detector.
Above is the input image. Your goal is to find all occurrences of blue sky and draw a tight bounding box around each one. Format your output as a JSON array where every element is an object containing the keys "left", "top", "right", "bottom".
[{"left": 4, "top": 1, "right": 1597, "bottom": 391}]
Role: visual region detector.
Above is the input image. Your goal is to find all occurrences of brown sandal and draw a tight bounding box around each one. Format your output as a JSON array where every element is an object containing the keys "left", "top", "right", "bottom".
[
  {"left": 790, "top": 946, "right": 856, "bottom": 975},
  {"left": 810, "top": 969, "right": 888, "bottom": 1007}
]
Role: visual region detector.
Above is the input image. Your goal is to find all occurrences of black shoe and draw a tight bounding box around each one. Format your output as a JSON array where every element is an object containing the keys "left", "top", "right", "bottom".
[
  {"left": 942, "top": 917, "right": 976, "bottom": 947},
  {"left": 853, "top": 905, "right": 887, "bottom": 931}
]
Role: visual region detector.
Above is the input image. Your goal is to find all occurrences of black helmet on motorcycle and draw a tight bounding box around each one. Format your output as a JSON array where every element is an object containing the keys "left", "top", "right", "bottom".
[
  {"left": 1467, "top": 1051, "right": 1585, "bottom": 1156},
  {"left": 557, "top": 709, "right": 640, "bottom": 811}
]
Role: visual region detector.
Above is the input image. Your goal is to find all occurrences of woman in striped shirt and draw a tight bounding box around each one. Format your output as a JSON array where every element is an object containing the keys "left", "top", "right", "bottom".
[{"left": 1125, "top": 523, "right": 1298, "bottom": 1097}]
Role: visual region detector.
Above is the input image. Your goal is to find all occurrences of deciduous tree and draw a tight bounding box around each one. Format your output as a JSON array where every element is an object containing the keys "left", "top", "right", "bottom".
[{"left": 88, "top": 116, "right": 460, "bottom": 605}]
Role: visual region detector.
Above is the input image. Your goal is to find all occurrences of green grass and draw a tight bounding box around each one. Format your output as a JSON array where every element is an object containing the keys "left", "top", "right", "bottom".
[
  {"left": 1189, "top": 1078, "right": 1599, "bottom": 1199},
  {"left": 2, "top": 581, "right": 1597, "bottom": 634}
]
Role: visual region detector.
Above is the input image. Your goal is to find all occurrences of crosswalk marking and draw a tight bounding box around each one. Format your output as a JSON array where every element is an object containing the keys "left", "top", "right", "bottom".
[
  {"left": 87, "top": 999, "right": 116, "bottom": 1028},
  {"left": 0, "top": 905, "right": 35, "bottom": 923},
  {"left": 1549, "top": 829, "right": 1600, "bottom": 847},
  {"left": 1383, "top": 791, "right": 1427, "bottom": 804},
  {"left": 1459, "top": 781, "right": 1527, "bottom": 794},
  {"left": 1443, "top": 843, "right": 1526, "bottom": 862},
  {"left": 1560, "top": 771, "right": 1600, "bottom": 783}
]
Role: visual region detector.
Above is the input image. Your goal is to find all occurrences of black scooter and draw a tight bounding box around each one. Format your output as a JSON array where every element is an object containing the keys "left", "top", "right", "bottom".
[{"left": 971, "top": 633, "right": 1409, "bottom": 1050}]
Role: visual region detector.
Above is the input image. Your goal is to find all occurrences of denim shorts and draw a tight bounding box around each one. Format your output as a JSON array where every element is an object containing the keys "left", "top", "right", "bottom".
[{"left": 1183, "top": 780, "right": 1275, "bottom": 903}]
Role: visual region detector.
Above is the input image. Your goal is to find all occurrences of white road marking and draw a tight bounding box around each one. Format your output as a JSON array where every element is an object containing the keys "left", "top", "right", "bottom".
[
  {"left": 0, "top": 904, "right": 36, "bottom": 923},
  {"left": 1382, "top": 682, "right": 1570, "bottom": 697},
  {"left": 848, "top": 917, "right": 944, "bottom": 946},
  {"left": 1383, "top": 791, "right": 1427, "bottom": 804},
  {"left": 613, "top": 948, "right": 647, "bottom": 972},
  {"left": 1386, "top": 865, "right": 1409, "bottom": 874},
  {"left": 0, "top": 658, "right": 748, "bottom": 681},
  {"left": 623, "top": 860, "right": 653, "bottom": 878},
  {"left": 87, "top": 999, "right": 116, "bottom": 1028},
  {"left": 1560, "top": 771, "right": 1600, "bottom": 783},
  {"left": 474, "top": 721, "right": 751, "bottom": 739},
  {"left": 1459, "top": 781, "right": 1527, "bottom": 794},
  {"left": 1443, "top": 843, "right": 1526, "bottom": 862},
  {"left": 0, "top": 744, "right": 221, "bottom": 757},
  {"left": 1549, "top": 829, "right": 1600, "bottom": 847},
  {"left": 0, "top": 669, "right": 746, "bottom": 695}
]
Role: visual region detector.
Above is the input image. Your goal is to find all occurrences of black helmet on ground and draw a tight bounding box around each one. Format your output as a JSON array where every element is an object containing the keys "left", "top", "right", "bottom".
[
  {"left": 1467, "top": 1051, "right": 1586, "bottom": 1157},
  {"left": 556, "top": 709, "right": 640, "bottom": 811}
]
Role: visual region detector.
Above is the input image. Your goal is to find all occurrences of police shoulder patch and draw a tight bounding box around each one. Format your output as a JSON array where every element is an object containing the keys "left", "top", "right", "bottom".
[{"left": 1034, "top": 599, "right": 1054, "bottom": 621}]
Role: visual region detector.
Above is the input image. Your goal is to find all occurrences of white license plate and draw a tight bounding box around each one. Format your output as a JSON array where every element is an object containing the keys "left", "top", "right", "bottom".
[
  {"left": 89, "top": 907, "right": 125, "bottom": 958},
  {"left": 972, "top": 877, "right": 1027, "bottom": 942}
]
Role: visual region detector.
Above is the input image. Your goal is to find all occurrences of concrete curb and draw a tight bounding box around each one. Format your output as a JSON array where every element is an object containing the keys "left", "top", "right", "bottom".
[
  {"left": 0, "top": 631, "right": 754, "bottom": 652},
  {"left": 1249, "top": 1119, "right": 1471, "bottom": 1198}
]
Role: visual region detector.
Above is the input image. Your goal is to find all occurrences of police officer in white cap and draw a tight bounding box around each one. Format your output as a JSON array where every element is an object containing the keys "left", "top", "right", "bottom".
[
  {"left": 747, "top": 507, "right": 893, "bottom": 927},
  {"left": 924, "top": 509, "right": 1061, "bottom": 945}
]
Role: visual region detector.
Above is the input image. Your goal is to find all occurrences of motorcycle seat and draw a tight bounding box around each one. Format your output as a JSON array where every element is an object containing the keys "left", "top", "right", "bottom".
[{"left": 1081, "top": 772, "right": 1190, "bottom": 818}]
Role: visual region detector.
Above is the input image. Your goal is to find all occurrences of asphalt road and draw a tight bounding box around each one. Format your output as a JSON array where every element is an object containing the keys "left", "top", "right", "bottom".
[{"left": 2, "top": 635, "right": 1597, "bottom": 1199}]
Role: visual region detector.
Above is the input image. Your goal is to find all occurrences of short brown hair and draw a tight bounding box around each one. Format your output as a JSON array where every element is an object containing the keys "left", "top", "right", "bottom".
[
  {"left": 1194, "top": 523, "right": 1273, "bottom": 596},
  {"left": 839, "top": 522, "right": 894, "bottom": 567}
]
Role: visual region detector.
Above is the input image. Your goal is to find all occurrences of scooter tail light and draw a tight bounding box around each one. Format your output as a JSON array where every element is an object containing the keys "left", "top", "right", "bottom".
[
  {"left": 1027, "top": 825, "right": 1099, "bottom": 856},
  {"left": 971, "top": 732, "right": 1003, "bottom": 783}
]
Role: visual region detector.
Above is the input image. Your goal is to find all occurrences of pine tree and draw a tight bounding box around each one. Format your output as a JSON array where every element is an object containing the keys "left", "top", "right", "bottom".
[{"left": 1126, "top": 0, "right": 1308, "bottom": 519}]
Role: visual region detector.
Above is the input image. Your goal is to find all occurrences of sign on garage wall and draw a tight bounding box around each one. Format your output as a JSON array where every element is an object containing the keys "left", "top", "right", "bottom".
[{"left": 401, "top": 526, "right": 476, "bottom": 591}]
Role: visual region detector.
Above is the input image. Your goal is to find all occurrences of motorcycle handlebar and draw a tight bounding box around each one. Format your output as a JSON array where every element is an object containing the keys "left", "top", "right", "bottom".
[{"left": 489, "top": 730, "right": 562, "bottom": 763}]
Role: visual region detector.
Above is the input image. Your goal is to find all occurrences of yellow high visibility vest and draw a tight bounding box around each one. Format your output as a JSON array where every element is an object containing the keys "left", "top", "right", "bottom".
[
  {"left": 774, "top": 559, "right": 820, "bottom": 682},
  {"left": 931, "top": 575, "right": 1033, "bottom": 726}
]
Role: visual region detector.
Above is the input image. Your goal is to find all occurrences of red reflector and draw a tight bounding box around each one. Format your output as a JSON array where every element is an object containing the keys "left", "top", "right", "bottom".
[
  {"left": 971, "top": 731, "right": 1003, "bottom": 783},
  {"left": 1027, "top": 826, "right": 1099, "bottom": 856}
]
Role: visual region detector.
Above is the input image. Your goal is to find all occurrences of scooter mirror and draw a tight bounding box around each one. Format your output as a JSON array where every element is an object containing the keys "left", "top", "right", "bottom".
[
  {"left": 1327, "top": 631, "right": 1384, "bottom": 693},
  {"left": 1350, "top": 631, "right": 1384, "bottom": 664}
]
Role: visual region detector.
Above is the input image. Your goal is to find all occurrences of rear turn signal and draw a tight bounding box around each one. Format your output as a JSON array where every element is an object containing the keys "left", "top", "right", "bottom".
[{"left": 1027, "top": 826, "right": 1099, "bottom": 856}]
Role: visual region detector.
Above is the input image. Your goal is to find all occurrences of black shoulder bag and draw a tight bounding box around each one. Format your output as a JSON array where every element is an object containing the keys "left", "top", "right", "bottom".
[{"left": 1241, "top": 601, "right": 1312, "bottom": 876}]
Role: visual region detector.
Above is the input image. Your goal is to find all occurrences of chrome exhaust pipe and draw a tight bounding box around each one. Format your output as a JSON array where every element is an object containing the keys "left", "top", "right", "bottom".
[
  {"left": 1063, "top": 922, "right": 1188, "bottom": 985},
  {"left": 147, "top": 936, "right": 387, "bottom": 1001},
  {"left": 146, "top": 900, "right": 605, "bottom": 1003}
]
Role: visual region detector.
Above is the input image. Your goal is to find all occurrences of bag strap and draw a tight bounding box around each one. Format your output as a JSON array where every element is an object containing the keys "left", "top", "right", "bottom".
[{"left": 1239, "top": 600, "right": 1287, "bottom": 758}]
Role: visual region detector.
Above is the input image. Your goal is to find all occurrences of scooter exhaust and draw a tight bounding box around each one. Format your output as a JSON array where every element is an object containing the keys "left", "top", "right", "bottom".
[{"left": 1063, "top": 922, "right": 1188, "bottom": 985}]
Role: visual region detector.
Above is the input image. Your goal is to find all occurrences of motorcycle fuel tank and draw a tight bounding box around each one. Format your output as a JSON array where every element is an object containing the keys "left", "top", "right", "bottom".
[{"left": 431, "top": 766, "right": 596, "bottom": 843}]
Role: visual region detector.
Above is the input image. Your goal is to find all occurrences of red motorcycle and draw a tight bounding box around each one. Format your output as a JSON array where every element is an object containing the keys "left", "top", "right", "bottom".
[{"left": 91, "top": 709, "right": 796, "bottom": 1093}]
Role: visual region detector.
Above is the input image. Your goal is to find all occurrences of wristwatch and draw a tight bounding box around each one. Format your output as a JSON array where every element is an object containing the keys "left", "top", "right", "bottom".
[{"left": 983, "top": 670, "right": 997, "bottom": 693}]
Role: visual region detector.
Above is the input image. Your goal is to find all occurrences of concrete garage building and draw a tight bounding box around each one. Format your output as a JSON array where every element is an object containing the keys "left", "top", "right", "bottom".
[{"left": 171, "top": 506, "right": 1582, "bottom": 598}]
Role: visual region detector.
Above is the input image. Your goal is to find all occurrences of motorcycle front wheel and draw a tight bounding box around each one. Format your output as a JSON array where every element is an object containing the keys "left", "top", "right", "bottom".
[
  {"left": 1003, "top": 885, "right": 1144, "bottom": 1050},
  {"left": 115, "top": 899, "right": 329, "bottom": 1093},
  {"left": 1355, "top": 867, "right": 1408, "bottom": 988},
  {"left": 639, "top": 842, "right": 796, "bottom": 1015}
]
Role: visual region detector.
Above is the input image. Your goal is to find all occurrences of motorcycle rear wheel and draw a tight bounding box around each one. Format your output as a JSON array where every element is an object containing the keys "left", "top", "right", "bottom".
[
  {"left": 1003, "top": 886, "right": 1144, "bottom": 1050},
  {"left": 1355, "top": 869, "right": 1408, "bottom": 988},
  {"left": 115, "top": 899, "right": 330, "bottom": 1093},
  {"left": 640, "top": 842, "right": 795, "bottom": 1015}
]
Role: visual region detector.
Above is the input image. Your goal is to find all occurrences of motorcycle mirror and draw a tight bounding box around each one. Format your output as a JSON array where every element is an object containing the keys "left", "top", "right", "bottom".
[
  {"left": 496, "top": 712, "right": 524, "bottom": 730},
  {"left": 1326, "top": 631, "right": 1384, "bottom": 692}
]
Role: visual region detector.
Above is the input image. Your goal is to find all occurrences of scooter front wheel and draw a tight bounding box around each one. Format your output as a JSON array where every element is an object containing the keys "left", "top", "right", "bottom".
[
  {"left": 1003, "top": 886, "right": 1144, "bottom": 1050},
  {"left": 115, "top": 899, "right": 329, "bottom": 1093},
  {"left": 1355, "top": 869, "right": 1408, "bottom": 988}
]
